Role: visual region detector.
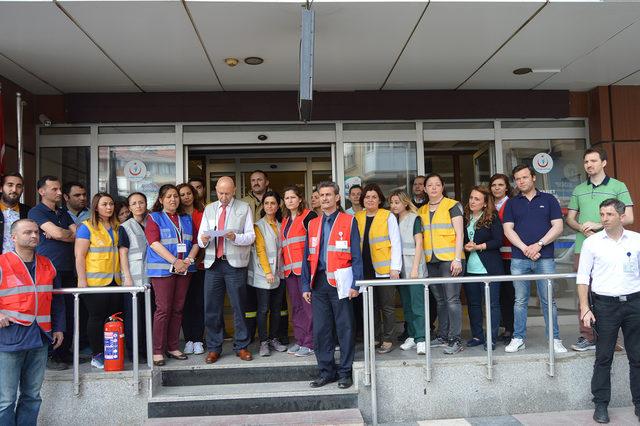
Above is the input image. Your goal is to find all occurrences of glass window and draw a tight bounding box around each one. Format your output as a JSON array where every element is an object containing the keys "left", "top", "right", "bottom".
[
  {"left": 503, "top": 138, "right": 587, "bottom": 314},
  {"left": 40, "top": 146, "right": 90, "bottom": 187},
  {"left": 98, "top": 145, "right": 176, "bottom": 206},
  {"left": 343, "top": 141, "right": 417, "bottom": 209}
]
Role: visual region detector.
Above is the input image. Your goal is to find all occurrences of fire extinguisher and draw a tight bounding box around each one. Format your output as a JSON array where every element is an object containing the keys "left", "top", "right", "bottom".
[{"left": 104, "top": 312, "right": 125, "bottom": 372}]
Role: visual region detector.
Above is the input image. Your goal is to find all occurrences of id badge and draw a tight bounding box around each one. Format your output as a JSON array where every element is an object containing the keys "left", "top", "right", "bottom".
[
  {"left": 177, "top": 243, "right": 187, "bottom": 253},
  {"left": 336, "top": 240, "right": 348, "bottom": 250},
  {"left": 623, "top": 262, "right": 638, "bottom": 275}
]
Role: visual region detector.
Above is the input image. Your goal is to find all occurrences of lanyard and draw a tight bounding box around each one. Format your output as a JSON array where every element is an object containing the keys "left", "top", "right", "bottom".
[{"left": 164, "top": 212, "right": 183, "bottom": 244}]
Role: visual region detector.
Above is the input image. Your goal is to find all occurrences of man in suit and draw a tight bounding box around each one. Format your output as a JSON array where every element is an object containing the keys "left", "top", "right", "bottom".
[
  {"left": 302, "top": 181, "right": 363, "bottom": 389},
  {"left": 0, "top": 172, "right": 31, "bottom": 254},
  {"left": 198, "top": 176, "right": 256, "bottom": 363}
]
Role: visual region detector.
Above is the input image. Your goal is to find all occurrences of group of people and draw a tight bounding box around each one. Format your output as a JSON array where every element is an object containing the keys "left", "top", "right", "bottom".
[{"left": 1, "top": 146, "right": 639, "bottom": 424}]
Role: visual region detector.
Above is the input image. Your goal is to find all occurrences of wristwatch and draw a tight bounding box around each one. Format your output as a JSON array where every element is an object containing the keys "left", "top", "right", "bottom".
[
  {"left": 454, "top": 258, "right": 461, "bottom": 262},
  {"left": 186, "top": 257, "right": 195, "bottom": 264},
  {"left": 537, "top": 240, "right": 545, "bottom": 247}
]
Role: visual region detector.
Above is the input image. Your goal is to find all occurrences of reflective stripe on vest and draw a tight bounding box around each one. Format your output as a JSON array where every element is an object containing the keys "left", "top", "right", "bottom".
[
  {"left": 307, "top": 212, "right": 354, "bottom": 287},
  {"left": 418, "top": 198, "right": 464, "bottom": 263},
  {"left": 356, "top": 209, "right": 392, "bottom": 275},
  {"left": 0, "top": 252, "right": 56, "bottom": 332},
  {"left": 82, "top": 220, "right": 122, "bottom": 287},
  {"left": 146, "top": 212, "right": 193, "bottom": 278},
  {"left": 280, "top": 209, "right": 311, "bottom": 277}
]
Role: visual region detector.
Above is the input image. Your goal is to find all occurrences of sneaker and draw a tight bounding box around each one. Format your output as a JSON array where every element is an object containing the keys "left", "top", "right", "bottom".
[
  {"left": 615, "top": 343, "right": 624, "bottom": 352},
  {"left": 377, "top": 342, "right": 393, "bottom": 354},
  {"left": 259, "top": 341, "right": 271, "bottom": 357},
  {"left": 466, "top": 337, "right": 484, "bottom": 347},
  {"left": 505, "top": 338, "right": 525, "bottom": 353},
  {"left": 400, "top": 337, "right": 416, "bottom": 351},
  {"left": 270, "top": 338, "right": 287, "bottom": 352},
  {"left": 287, "top": 344, "right": 301, "bottom": 354},
  {"left": 416, "top": 342, "right": 426, "bottom": 355},
  {"left": 193, "top": 342, "right": 205, "bottom": 355},
  {"left": 295, "top": 346, "right": 314, "bottom": 357},
  {"left": 443, "top": 340, "right": 463, "bottom": 355},
  {"left": 554, "top": 339, "right": 568, "bottom": 353},
  {"left": 335, "top": 345, "right": 340, "bottom": 351},
  {"left": 91, "top": 353, "right": 104, "bottom": 369},
  {"left": 571, "top": 337, "right": 596, "bottom": 352},
  {"left": 430, "top": 337, "right": 447, "bottom": 348},
  {"left": 183, "top": 341, "right": 194, "bottom": 354}
]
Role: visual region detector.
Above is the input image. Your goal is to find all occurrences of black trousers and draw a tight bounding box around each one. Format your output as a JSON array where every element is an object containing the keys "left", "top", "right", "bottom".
[
  {"left": 50, "top": 270, "right": 81, "bottom": 359},
  {"left": 591, "top": 293, "right": 640, "bottom": 406},
  {"left": 255, "top": 280, "right": 286, "bottom": 342},
  {"left": 312, "top": 272, "right": 355, "bottom": 380},
  {"left": 182, "top": 270, "right": 205, "bottom": 342},
  {"left": 83, "top": 283, "right": 123, "bottom": 356},
  {"left": 499, "top": 259, "right": 514, "bottom": 334}
]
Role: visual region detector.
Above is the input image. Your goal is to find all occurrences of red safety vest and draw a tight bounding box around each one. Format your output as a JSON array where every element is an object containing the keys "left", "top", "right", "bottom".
[
  {"left": 307, "top": 212, "right": 354, "bottom": 287},
  {"left": 0, "top": 252, "right": 56, "bottom": 332},
  {"left": 497, "top": 200, "right": 512, "bottom": 260},
  {"left": 280, "top": 209, "right": 312, "bottom": 277}
]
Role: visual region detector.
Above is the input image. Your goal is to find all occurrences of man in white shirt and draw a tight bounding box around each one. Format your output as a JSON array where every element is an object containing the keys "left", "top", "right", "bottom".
[
  {"left": 577, "top": 198, "right": 640, "bottom": 424},
  {"left": 198, "top": 176, "right": 256, "bottom": 363}
]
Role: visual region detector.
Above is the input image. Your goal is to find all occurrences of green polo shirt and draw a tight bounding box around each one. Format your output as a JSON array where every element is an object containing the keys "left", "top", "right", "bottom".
[{"left": 568, "top": 175, "right": 633, "bottom": 253}]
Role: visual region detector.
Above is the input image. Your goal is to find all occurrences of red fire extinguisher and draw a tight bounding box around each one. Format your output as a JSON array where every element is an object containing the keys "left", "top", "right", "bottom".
[{"left": 104, "top": 312, "right": 125, "bottom": 372}]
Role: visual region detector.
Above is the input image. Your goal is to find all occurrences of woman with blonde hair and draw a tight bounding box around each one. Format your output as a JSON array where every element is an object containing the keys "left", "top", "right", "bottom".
[{"left": 389, "top": 190, "right": 427, "bottom": 355}]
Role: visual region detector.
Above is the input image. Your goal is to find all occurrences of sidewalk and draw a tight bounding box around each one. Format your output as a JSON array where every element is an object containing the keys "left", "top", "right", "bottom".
[{"left": 399, "top": 406, "right": 638, "bottom": 425}]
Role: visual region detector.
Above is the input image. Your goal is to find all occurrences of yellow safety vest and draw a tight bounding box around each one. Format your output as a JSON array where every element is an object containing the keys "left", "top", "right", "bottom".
[
  {"left": 418, "top": 198, "right": 464, "bottom": 262},
  {"left": 356, "top": 209, "right": 391, "bottom": 275},
  {"left": 83, "top": 220, "right": 122, "bottom": 287}
]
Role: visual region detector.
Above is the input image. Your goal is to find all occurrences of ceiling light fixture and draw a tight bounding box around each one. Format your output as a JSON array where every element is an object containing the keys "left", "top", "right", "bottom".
[
  {"left": 513, "top": 67, "right": 561, "bottom": 75},
  {"left": 244, "top": 57, "right": 264, "bottom": 65},
  {"left": 224, "top": 58, "right": 239, "bottom": 67}
]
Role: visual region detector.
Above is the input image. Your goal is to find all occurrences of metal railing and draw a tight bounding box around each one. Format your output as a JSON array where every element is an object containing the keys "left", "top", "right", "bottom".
[
  {"left": 53, "top": 286, "right": 153, "bottom": 396},
  {"left": 357, "top": 272, "right": 576, "bottom": 426}
]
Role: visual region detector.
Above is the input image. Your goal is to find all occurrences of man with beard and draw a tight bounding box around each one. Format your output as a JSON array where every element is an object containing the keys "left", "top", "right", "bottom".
[
  {"left": 0, "top": 173, "right": 31, "bottom": 254},
  {"left": 62, "top": 182, "right": 89, "bottom": 225}
]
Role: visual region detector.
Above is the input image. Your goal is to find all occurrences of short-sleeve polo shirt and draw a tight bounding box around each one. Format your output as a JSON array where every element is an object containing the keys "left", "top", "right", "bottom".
[
  {"left": 28, "top": 202, "right": 75, "bottom": 271},
  {"left": 503, "top": 190, "right": 563, "bottom": 260},
  {"left": 568, "top": 176, "right": 633, "bottom": 253}
]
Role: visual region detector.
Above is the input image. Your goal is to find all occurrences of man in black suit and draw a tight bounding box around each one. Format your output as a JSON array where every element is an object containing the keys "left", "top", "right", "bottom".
[{"left": 0, "top": 172, "right": 31, "bottom": 254}]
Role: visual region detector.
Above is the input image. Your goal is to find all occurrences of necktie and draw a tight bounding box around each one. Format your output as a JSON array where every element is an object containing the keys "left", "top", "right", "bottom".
[{"left": 217, "top": 204, "right": 227, "bottom": 258}]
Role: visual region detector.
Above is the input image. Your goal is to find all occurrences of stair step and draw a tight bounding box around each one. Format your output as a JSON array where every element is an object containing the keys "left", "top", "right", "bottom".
[
  {"left": 161, "top": 364, "right": 318, "bottom": 386},
  {"left": 148, "top": 381, "right": 358, "bottom": 418},
  {"left": 145, "top": 408, "right": 364, "bottom": 425}
]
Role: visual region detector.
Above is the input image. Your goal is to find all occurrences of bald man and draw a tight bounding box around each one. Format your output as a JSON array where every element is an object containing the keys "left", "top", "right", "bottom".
[{"left": 198, "top": 177, "right": 256, "bottom": 363}]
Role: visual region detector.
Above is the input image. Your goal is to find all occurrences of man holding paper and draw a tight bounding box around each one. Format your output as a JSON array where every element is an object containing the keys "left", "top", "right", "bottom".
[{"left": 301, "top": 181, "right": 363, "bottom": 389}]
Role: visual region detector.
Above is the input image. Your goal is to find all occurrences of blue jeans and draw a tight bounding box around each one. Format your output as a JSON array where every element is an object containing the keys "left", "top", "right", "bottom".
[
  {"left": 463, "top": 274, "right": 501, "bottom": 344},
  {"left": 511, "top": 257, "right": 560, "bottom": 340},
  {"left": 0, "top": 344, "right": 48, "bottom": 426}
]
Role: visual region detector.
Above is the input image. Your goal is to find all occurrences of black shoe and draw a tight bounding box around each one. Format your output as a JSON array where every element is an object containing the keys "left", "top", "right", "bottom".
[
  {"left": 338, "top": 376, "right": 353, "bottom": 389},
  {"left": 47, "top": 358, "right": 69, "bottom": 371},
  {"left": 397, "top": 329, "right": 409, "bottom": 343},
  {"left": 310, "top": 376, "right": 337, "bottom": 388},
  {"left": 593, "top": 404, "right": 609, "bottom": 423},
  {"left": 635, "top": 406, "right": 639, "bottom": 421}
]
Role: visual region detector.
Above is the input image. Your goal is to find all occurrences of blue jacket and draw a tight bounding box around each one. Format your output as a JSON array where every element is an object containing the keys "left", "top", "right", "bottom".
[
  {"left": 146, "top": 212, "right": 193, "bottom": 278},
  {"left": 464, "top": 213, "right": 505, "bottom": 276}
]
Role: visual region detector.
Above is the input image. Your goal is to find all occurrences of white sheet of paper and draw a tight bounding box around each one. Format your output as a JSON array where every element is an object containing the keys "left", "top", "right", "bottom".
[
  {"left": 334, "top": 266, "right": 354, "bottom": 300},
  {"left": 205, "top": 229, "right": 227, "bottom": 238}
]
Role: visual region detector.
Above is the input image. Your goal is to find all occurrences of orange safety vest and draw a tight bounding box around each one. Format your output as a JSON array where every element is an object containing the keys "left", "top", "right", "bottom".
[
  {"left": 281, "top": 209, "right": 312, "bottom": 277},
  {"left": 497, "top": 201, "right": 512, "bottom": 260},
  {"left": 307, "top": 212, "right": 354, "bottom": 287},
  {"left": 0, "top": 252, "right": 56, "bottom": 332}
]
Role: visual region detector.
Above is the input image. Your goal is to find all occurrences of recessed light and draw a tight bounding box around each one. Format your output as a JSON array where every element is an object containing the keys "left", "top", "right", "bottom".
[
  {"left": 224, "top": 58, "right": 239, "bottom": 67},
  {"left": 513, "top": 67, "right": 532, "bottom": 75},
  {"left": 244, "top": 57, "right": 264, "bottom": 65}
]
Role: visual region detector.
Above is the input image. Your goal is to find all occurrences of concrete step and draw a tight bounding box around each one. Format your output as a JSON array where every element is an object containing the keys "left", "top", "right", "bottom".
[
  {"left": 145, "top": 408, "right": 365, "bottom": 425},
  {"left": 161, "top": 364, "right": 319, "bottom": 386},
  {"left": 148, "top": 380, "right": 359, "bottom": 418}
]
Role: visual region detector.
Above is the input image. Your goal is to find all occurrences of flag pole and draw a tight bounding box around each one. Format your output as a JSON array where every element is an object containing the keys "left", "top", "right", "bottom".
[{"left": 16, "top": 92, "right": 24, "bottom": 202}]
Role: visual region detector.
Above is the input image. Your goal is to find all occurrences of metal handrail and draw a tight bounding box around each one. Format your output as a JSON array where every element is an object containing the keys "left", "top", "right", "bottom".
[
  {"left": 357, "top": 272, "right": 577, "bottom": 426},
  {"left": 53, "top": 286, "right": 153, "bottom": 396}
]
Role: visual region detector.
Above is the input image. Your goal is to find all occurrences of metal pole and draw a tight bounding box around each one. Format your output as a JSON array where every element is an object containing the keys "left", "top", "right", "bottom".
[
  {"left": 484, "top": 281, "right": 493, "bottom": 381},
  {"left": 362, "top": 286, "right": 371, "bottom": 386},
  {"left": 73, "top": 294, "right": 80, "bottom": 396},
  {"left": 424, "top": 283, "right": 431, "bottom": 382},
  {"left": 132, "top": 292, "right": 140, "bottom": 395},
  {"left": 144, "top": 287, "right": 153, "bottom": 369},
  {"left": 368, "top": 286, "right": 378, "bottom": 426},
  {"left": 16, "top": 93, "right": 24, "bottom": 197},
  {"left": 547, "top": 279, "right": 555, "bottom": 377}
]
